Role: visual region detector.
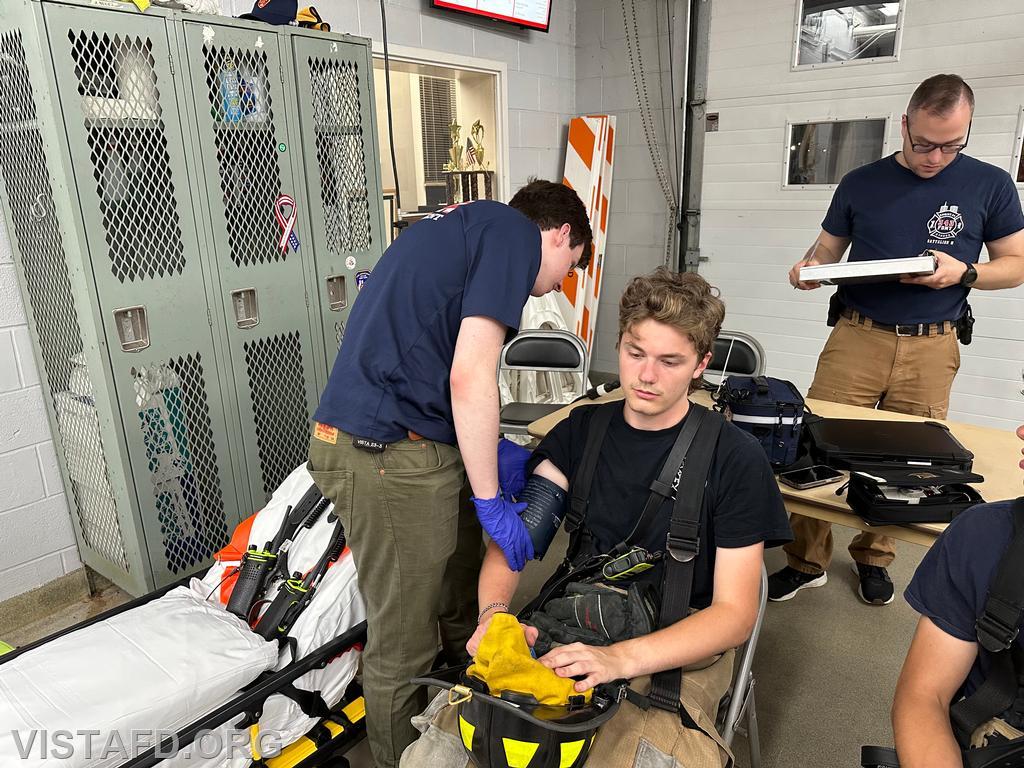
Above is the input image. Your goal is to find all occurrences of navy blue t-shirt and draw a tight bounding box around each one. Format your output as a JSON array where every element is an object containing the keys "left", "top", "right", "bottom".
[
  {"left": 822, "top": 153, "right": 1024, "bottom": 325},
  {"left": 313, "top": 200, "right": 541, "bottom": 444},
  {"left": 905, "top": 500, "right": 1021, "bottom": 702}
]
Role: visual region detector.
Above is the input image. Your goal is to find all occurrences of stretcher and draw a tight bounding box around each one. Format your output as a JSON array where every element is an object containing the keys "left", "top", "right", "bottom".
[{"left": 0, "top": 465, "right": 368, "bottom": 768}]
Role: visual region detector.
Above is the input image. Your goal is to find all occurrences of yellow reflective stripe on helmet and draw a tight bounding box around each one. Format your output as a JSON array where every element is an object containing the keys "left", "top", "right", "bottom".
[
  {"left": 458, "top": 715, "right": 476, "bottom": 752},
  {"left": 559, "top": 738, "right": 586, "bottom": 768},
  {"left": 502, "top": 737, "right": 540, "bottom": 768}
]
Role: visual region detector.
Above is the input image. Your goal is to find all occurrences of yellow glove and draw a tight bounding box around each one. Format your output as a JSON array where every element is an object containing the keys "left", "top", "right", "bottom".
[{"left": 467, "top": 613, "right": 590, "bottom": 705}]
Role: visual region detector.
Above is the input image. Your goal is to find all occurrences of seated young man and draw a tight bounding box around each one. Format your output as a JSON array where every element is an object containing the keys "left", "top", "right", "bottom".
[
  {"left": 892, "top": 423, "right": 1024, "bottom": 768},
  {"left": 402, "top": 268, "right": 792, "bottom": 767}
]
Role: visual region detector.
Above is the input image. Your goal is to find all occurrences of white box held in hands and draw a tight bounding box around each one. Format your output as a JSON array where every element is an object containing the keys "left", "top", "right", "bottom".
[{"left": 799, "top": 254, "right": 937, "bottom": 285}]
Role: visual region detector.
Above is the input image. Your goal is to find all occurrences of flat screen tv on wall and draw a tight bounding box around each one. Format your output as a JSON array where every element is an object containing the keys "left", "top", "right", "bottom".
[{"left": 430, "top": 1, "right": 552, "bottom": 33}]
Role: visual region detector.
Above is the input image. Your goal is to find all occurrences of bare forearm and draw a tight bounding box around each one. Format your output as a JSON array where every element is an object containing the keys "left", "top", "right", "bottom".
[
  {"left": 478, "top": 541, "right": 521, "bottom": 618},
  {"left": 612, "top": 601, "right": 754, "bottom": 679},
  {"left": 893, "top": 694, "right": 963, "bottom": 768},
  {"left": 976, "top": 255, "right": 1024, "bottom": 289},
  {"left": 451, "top": 377, "right": 500, "bottom": 499},
  {"left": 805, "top": 237, "right": 845, "bottom": 265}
]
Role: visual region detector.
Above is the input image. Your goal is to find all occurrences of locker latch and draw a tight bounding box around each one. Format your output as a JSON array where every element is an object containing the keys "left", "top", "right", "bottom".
[
  {"left": 113, "top": 306, "right": 150, "bottom": 352},
  {"left": 231, "top": 288, "right": 259, "bottom": 329},
  {"left": 326, "top": 275, "right": 347, "bottom": 311}
]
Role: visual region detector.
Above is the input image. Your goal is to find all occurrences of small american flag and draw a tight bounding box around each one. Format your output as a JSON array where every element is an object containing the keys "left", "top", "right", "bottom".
[{"left": 466, "top": 138, "right": 477, "bottom": 167}]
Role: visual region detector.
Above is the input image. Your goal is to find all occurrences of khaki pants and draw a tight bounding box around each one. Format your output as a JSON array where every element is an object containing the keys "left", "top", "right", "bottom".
[
  {"left": 308, "top": 427, "right": 484, "bottom": 768},
  {"left": 401, "top": 649, "right": 736, "bottom": 768},
  {"left": 785, "top": 316, "right": 960, "bottom": 574}
]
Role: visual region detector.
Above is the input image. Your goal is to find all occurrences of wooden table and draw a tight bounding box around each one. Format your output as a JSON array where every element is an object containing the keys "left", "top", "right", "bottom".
[{"left": 529, "top": 390, "right": 1022, "bottom": 548}]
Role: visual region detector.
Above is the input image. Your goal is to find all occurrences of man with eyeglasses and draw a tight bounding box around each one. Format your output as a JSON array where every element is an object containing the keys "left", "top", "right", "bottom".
[{"left": 772, "top": 74, "right": 1024, "bottom": 607}]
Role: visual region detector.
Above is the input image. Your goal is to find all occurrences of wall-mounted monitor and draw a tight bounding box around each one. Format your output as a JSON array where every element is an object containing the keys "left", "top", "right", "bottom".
[{"left": 430, "top": 1, "right": 552, "bottom": 33}]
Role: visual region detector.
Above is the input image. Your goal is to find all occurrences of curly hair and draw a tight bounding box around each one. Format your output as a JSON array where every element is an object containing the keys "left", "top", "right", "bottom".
[{"left": 618, "top": 268, "right": 725, "bottom": 390}]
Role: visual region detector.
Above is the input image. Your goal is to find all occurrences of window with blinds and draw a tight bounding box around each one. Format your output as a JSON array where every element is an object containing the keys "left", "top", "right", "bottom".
[{"left": 419, "top": 76, "right": 456, "bottom": 185}]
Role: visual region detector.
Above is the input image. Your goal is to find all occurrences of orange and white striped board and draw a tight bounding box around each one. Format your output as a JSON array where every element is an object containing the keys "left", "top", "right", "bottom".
[{"left": 555, "top": 114, "right": 616, "bottom": 363}]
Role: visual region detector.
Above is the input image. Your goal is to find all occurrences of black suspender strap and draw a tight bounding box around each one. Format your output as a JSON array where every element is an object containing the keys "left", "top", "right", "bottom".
[
  {"left": 565, "top": 403, "right": 616, "bottom": 535},
  {"left": 950, "top": 497, "right": 1024, "bottom": 744},
  {"left": 610, "top": 404, "right": 708, "bottom": 555},
  {"left": 975, "top": 498, "right": 1024, "bottom": 654},
  {"left": 647, "top": 408, "right": 725, "bottom": 716}
]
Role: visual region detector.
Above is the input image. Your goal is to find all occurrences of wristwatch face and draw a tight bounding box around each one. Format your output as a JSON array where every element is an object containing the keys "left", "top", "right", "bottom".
[{"left": 962, "top": 264, "right": 978, "bottom": 288}]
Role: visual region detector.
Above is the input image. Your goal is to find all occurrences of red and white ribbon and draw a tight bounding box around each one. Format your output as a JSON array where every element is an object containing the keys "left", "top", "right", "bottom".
[{"left": 275, "top": 193, "right": 300, "bottom": 253}]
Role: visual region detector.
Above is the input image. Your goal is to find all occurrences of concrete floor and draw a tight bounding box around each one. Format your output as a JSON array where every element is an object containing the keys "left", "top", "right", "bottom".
[{"left": 4, "top": 525, "right": 925, "bottom": 768}]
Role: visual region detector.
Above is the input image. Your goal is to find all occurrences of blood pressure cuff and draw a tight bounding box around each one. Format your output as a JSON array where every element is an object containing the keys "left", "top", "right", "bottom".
[{"left": 528, "top": 581, "right": 658, "bottom": 657}]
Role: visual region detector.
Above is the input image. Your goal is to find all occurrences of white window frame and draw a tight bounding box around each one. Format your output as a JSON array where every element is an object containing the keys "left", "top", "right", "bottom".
[
  {"left": 791, "top": 1, "right": 907, "bottom": 72},
  {"left": 782, "top": 114, "right": 892, "bottom": 191},
  {"left": 1011, "top": 105, "right": 1024, "bottom": 188},
  {"left": 370, "top": 43, "right": 510, "bottom": 203}
]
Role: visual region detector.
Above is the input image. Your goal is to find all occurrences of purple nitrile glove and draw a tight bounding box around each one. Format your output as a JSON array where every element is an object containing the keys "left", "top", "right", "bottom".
[
  {"left": 472, "top": 493, "right": 534, "bottom": 572},
  {"left": 497, "top": 438, "right": 532, "bottom": 501}
]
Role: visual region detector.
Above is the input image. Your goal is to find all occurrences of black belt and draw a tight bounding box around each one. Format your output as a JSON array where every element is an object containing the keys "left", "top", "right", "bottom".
[{"left": 842, "top": 309, "right": 952, "bottom": 337}]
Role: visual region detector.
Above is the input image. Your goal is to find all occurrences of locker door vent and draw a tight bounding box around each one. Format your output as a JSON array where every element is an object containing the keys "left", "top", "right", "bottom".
[
  {"left": 308, "top": 56, "right": 371, "bottom": 254},
  {"left": 132, "top": 354, "right": 229, "bottom": 573},
  {"left": 0, "top": 31, "right": 129, "bottom": 571},
  {"left": 202, "top": 44, "right": 285, "bottom": 266},
  {"left": 243, "top": 332, "right": 311, "bottom": 498},
  {"left": 68, "top": 30, "right": 186, "bottom": 283}
]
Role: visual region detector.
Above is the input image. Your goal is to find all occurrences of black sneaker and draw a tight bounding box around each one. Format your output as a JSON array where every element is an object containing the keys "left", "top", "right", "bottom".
[
  {"left": 852, "top": 562, "right": 895, "bottom": 605},
  {"left": 767, "top": 566, "right": 828, "bottom": 602}
]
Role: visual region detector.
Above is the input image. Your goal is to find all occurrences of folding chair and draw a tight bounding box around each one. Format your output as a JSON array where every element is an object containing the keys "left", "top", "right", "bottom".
[
  {"left": 704, "top": 331, "right": 767, "bottom": 389},
  {"left": 498, "top": 330, "right": 588, "bottom": 435},
  {"left": 718, "top": 564, "right": 768, "bottom": 768}
]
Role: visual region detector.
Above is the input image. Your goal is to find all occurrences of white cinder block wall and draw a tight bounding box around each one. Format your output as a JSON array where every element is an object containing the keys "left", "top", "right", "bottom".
[
  {"left": 574, "top": 0, "right": 685, "bottom": 374},
  {"left": 700, "top": 0, "right": 1024, "bottom": 432},
  {"left": 0, "top": 0, "right": 581, "bottom": 602},
  {"left": 0, "top": 218, "right": 79, "bottom": 604}
]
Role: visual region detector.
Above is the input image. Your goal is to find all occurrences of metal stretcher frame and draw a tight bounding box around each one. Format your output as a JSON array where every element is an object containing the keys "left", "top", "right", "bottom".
[{"left": 0, "top": 572, "right": 369, "bottom": 768}]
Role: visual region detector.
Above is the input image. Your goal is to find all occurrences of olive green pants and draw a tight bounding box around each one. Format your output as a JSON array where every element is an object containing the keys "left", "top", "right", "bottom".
[{"left": 308, "top": 426, "right": 484, "bottom": 768}]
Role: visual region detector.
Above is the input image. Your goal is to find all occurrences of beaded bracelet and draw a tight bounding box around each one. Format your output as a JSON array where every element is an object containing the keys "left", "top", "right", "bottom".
[{"left": 477, "top": 601, "right": 510, "bottom": 624}]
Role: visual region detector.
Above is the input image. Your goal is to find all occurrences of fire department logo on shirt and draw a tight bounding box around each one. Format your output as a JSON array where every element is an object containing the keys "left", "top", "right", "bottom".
[{"left": 927, "top": 203, "right": 965, "bottom": 241}]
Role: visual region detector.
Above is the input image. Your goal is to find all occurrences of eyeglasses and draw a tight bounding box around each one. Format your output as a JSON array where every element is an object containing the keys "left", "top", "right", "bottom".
[{"left": 906, "top": 114, "right": 971, "bottom": 155}]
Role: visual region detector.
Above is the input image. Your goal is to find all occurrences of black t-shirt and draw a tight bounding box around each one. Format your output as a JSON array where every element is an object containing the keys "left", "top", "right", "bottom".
[{"left": 529, "top": 402, "right": 793, "bottom": 609}]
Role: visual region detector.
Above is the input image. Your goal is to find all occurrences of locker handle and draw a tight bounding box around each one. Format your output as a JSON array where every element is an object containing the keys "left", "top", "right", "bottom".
[
  {"left": 113, "top": 306, "right": 150, "bottom": 352},
  {"left": 231, "top": 288, "right": 259, "bottom": 329},
  {"left": 326, "top": 275, "right": 347, "bottom": 311}
]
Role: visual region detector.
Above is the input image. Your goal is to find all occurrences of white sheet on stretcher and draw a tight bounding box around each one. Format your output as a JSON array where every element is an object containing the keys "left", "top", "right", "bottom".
[
  {"left": 0, "top": 585, "right": 278, "bottom": 768},
  {"left": 0, "top": 464, "right": 366, "bottom": 768}
]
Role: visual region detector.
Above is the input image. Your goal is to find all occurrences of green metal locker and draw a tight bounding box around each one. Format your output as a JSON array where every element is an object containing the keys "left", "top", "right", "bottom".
[{"left": 0, "top": 0, "right": 385, "bottom": 595}]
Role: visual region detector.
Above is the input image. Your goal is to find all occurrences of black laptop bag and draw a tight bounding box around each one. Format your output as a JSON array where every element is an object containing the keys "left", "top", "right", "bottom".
[{"left": 843, "top": 466, "right": 985, "bottom": 526}]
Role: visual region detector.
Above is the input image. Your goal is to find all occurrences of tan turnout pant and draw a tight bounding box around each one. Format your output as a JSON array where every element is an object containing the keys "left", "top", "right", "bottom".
[{"left": 784, "top": 314, "right": 960, "bottom": 574}]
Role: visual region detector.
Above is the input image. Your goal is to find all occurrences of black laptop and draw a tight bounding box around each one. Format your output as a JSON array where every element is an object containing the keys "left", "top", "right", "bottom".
[{"left": 807, "top": 418, "right": 974, "bottom": 471}]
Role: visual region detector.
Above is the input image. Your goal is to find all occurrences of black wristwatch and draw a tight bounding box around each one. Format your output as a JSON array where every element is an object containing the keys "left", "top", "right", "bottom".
[{"left": 960, "top": 262, "right": 978, "bottom": 288}]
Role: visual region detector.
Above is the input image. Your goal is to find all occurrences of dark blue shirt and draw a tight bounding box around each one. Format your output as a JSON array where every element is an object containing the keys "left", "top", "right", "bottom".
[
  {"left": 822, "top": 153, "right": 1024, "bottom": 325},
  {"left": 905, "top": 500, "right": 1021, "bottom": 702},
  {"left": 313, "top": 200, "right": 541, "bottom": 444}
]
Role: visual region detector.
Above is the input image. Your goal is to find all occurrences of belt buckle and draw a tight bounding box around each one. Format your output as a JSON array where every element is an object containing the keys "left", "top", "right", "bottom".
[{"left": 895, "top": 323, "right": 915, "bottom": 337}]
